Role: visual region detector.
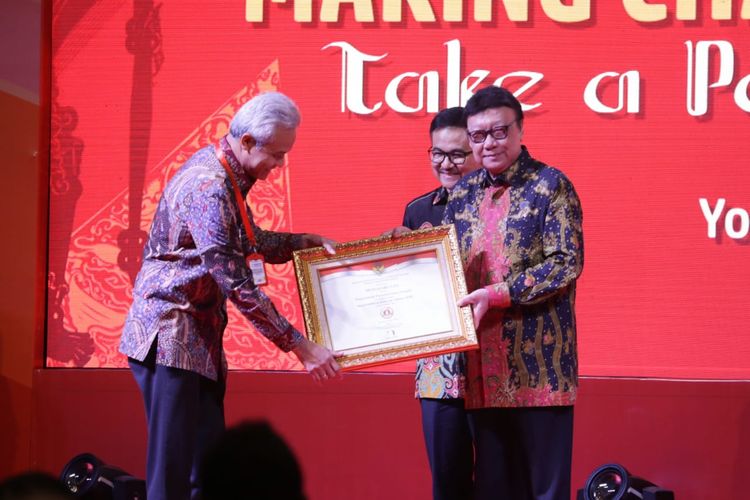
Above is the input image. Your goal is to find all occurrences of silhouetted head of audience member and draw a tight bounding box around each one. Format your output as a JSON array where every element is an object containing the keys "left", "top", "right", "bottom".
[
  {"left": 200, "top": 420, "right": 306, "bottom": 500},
  {"left": 0, "top": 472, "right": 71, "bottom": 500}
]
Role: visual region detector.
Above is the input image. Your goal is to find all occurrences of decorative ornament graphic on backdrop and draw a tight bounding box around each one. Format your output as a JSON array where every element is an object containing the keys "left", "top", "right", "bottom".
[
  {"left": 48, "top": 85, "right": 92, "bottom": 366},
  {"left": 47, "top": 59, "right": 304, "bottom": 371},
  {"left": 117, "top": 0, "right": 164, "bottom": 284}
]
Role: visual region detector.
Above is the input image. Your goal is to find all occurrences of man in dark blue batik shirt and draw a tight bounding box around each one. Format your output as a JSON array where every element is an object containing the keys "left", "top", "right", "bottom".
[{"left": 399, "top": 107, "right": 479, "bottom": 500}]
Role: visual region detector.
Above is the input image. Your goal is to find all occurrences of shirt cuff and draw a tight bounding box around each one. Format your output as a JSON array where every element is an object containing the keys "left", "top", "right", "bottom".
[
  {"left": 276, "top": 326, "right": 305, "bottom": 352},
  {"left": 483, "top": 282, "right": 511, "bottom": 308},
  {"left": 289, "top": 233, "right": 307, "bottom": 251}
]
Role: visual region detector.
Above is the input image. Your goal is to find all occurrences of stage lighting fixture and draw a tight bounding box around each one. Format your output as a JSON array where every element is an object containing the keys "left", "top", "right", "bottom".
[
  {"left": 576, "top": 463, "right": 674, "bottom": 500},
  {"left": 59, "top": 453, "right": 146, "bottom": 500}
]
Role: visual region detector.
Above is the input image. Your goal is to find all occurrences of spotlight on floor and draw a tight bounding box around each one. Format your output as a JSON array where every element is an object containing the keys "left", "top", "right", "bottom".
[
  {"left": 577, "top": 463, "right": 674, "bottom": 500},
  {"left": 59, "top": 453, "right": 145, "bottom": 500}
]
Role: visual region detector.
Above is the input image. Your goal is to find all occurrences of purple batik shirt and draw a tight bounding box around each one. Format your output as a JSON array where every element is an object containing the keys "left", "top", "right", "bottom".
[{"left": 119, "top": 136, "right": 304, "bottom": 381}]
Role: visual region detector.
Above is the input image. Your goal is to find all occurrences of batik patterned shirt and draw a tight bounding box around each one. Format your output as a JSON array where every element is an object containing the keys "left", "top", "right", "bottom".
[
  {"left": 119, "top": 136, "right": 304, "bottom": 381},
  {"left": 443, "top": 146, "right": 583, "bottom": 408},
  {"left": 403, "top": 187, "right": 466, "bottom": 399}
]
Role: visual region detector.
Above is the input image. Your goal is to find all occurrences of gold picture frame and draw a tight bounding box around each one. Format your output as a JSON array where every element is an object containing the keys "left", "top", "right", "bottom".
[{"left": 293, "top": 225, "right": 477, "bottom": 370}]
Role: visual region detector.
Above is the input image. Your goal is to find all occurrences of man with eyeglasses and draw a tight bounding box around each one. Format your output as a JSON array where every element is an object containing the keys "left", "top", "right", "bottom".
[
  {"left": 449, "top": 86, "right": 584, "bottom": 500},
  {"left": 399, "top": 107, "right": 479, "bottom": 500}
]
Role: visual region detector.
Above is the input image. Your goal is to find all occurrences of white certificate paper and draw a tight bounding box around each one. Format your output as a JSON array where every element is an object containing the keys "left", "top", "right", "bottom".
[{"left": 318, "top": 251, "right": 454, "bottom": 352}]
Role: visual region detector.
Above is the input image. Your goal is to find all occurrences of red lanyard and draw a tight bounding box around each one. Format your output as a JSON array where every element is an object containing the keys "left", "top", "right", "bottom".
[
  {"left": 214, "top": 143, "right": 258, "bottom": 249},
  {"left": 214, "top": 143, "right": 267, "bottom": 285}
]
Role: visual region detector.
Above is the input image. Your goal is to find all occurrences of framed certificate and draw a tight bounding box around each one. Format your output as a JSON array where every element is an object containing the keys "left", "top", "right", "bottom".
[{"left": 293, "top": 225, "right": 477, "bottom": 370}]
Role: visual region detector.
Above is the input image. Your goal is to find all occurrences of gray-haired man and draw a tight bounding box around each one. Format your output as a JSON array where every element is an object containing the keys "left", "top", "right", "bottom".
[{"left": 120, "top": 92, "right": 340, "bottom": 500}]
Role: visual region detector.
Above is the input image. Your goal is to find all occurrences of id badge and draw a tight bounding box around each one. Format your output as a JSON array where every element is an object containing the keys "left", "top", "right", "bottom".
[{"left": 245, "top": 253, "right": 267, "bottom": 286}]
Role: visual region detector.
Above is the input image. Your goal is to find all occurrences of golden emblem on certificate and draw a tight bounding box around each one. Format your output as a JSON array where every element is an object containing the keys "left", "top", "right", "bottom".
[{"left": 293, "top": 225, "right": 478, "bottom": 370}]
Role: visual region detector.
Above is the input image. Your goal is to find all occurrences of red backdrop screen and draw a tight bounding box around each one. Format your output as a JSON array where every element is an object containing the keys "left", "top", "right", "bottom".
[{"left": 48, "top": 0, "right": 750, "bottom": 379}]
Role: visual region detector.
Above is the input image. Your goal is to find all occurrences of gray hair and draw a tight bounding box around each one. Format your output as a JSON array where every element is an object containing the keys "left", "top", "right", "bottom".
[{"left": 229, "top": 92, "right": 301, "bottom": 145}]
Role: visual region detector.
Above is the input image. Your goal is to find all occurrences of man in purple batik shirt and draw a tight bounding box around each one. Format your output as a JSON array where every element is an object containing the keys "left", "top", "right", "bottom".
[{"left": 120, "top": 92, "right": 340, "bottom": 500}]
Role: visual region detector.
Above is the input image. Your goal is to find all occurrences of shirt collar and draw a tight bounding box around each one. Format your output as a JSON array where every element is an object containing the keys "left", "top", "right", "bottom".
[
  {"left": 432, "top": 186, "right": 450, "bottom": 205},
  {"left": 219, "top": 135, "right": 255, "bottom": 195},
  {"left": 480, "top": 145, "right": 530, "bottom": 189}
]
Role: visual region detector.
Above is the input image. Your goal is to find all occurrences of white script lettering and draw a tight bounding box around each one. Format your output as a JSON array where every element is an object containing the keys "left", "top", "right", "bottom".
[{"left": 322, "top": 39, "right": 543, "bottom": 115}]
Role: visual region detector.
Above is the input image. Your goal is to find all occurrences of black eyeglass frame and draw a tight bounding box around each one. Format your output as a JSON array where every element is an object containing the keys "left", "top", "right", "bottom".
[
  {"left": 466, "top": 119, "right": 518, "bottom": 144},
  {"left": 427, "top": 148, "right": 473, "bottom": 166}
]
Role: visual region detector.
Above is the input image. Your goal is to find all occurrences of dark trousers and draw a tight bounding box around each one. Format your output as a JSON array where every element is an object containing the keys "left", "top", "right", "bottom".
[
  {"left": 420, "top": 398, "right": 475, "bottom": 500},
  {"left": 469, "top": 406, "right": 574, "bottom": 500},
  {"left": 129, "top": 345, "right": 226, "bottom": 500}
]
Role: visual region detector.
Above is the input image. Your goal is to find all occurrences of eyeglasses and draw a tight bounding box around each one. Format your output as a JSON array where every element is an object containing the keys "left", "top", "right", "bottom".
[
  {"left": 467, "top": 120, "right": 517, "bottom": 144},
  {"left": 428, "top": 148, "right": 472, "bottom": 166}
]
